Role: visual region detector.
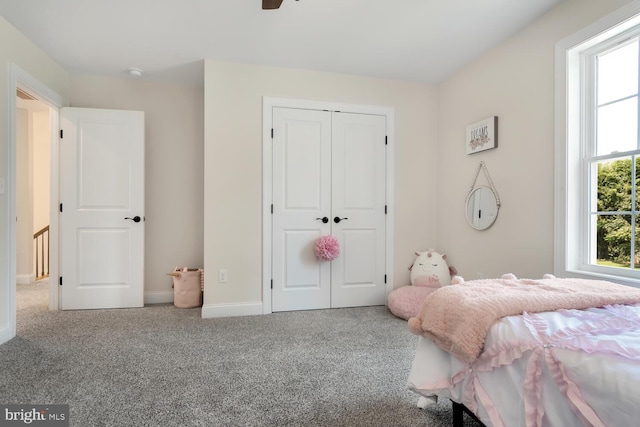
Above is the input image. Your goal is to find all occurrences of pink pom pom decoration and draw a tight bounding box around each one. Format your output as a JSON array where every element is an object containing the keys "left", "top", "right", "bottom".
[{"left": 314, "top": 236, "right": 340, "bottom": 261}]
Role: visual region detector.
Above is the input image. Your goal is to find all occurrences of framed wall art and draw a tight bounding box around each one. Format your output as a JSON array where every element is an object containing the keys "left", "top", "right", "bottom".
[{"left": 466, "top": 116, "right": 498, "bottom": 155}]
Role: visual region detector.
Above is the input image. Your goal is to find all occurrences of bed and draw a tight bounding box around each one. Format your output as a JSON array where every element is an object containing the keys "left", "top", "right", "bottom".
[{"left": 405, "top": 275, "right": 640, "bottom": 427}]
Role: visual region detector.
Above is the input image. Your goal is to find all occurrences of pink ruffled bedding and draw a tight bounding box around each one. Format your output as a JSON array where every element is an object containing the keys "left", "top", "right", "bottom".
[
  {"left": 407, "top": 277, "right": 640, "bottom": 427},
  {"left": 408, "top": 304, "right": 640, "bottom": 427},
  {"left": 408, "top": 277, "right": 640, "bottom": 362}
]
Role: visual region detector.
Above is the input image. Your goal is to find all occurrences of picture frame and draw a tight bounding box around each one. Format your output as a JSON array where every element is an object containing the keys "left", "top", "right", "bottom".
[{"left": 466, "top": 116, "right": 498, "bottom": 155}]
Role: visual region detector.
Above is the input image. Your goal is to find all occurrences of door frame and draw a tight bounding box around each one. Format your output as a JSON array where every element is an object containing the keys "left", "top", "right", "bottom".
[
  {"left": 4, "top": 64, "right": 64, "bottom": 342},
  {"left": 262, "top": 97, "right": 395, "bottom": 314}
]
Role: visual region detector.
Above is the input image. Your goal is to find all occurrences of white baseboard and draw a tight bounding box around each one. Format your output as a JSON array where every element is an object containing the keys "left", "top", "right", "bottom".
[
  {"left": 0, "top": 323, "right": 13, "bottom": 346},
  {"left": 144, "top": 291, "right": 174, "bottom": 305},
  {"left": 201, "top": 301, "right": 263, "bottom": 318},
  {"left": 16, "top": 274, "right": 35, "bottom": 285}
]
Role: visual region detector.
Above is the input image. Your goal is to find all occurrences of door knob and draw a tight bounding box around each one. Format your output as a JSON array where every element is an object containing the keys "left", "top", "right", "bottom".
[
  {"left": 334, "top": 217, "right": 348, "bottom": 223},
  {"left": 315, "top": 217, "right": 329, "bottom": 224},
  {"left": 125, "top": 216, "right": 141, "bottom": 223}
]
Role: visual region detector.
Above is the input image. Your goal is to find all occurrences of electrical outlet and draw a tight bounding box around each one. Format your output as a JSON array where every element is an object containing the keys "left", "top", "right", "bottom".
[{"left": 218, "top": 269, "right": 228, "bottom": 283}]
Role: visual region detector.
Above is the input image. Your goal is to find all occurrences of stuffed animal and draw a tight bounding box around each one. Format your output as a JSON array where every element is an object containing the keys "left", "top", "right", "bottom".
[
  {"left": 387, "top": 249, "right": 458, "bottom": 320},
  {"left": 409, "top": 249, "right": 457, "bottom": 288}
]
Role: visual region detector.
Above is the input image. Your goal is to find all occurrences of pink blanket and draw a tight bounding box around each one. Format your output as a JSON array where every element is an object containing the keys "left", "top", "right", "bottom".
[{"left": 408, "top": 277, "right": 640, "bottom": 362}]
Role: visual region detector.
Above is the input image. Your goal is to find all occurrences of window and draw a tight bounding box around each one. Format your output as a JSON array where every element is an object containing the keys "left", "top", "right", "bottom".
[
  {"left": 556, "top": 4, "right": 640, "bottom": 286},
  {"left": 589, "top": 36, "right": 640, "bottom": 272}
]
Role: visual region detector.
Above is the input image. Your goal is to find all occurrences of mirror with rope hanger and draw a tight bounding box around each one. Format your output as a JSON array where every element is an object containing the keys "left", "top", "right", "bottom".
[{"left": 465, "top": 161, "right": 501, "bottom": 230}]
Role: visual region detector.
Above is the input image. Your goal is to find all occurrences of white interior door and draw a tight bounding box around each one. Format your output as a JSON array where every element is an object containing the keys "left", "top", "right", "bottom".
[
  {"left": 271, "top": 108, "right": 386, "bottom": 312},
  {"left": 272, "top": 107, "right": 332, "bottom": 312},
  {"left": 331, "top": 112, "right": 387, "bottom": 308},
  {"left": 60, "top": 107, "right": 145, "bottom": 310}
]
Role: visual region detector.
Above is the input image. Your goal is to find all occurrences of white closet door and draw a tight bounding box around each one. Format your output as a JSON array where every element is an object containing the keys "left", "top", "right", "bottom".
[
  {"left": 271, "top": 107, "right": 332, "bottom": 312},
  {"left": 271, "top": 108, "right": 386, "bottom": 312},
  {"left": 330, "top": 112, "right": 387, "bottom": 308}
]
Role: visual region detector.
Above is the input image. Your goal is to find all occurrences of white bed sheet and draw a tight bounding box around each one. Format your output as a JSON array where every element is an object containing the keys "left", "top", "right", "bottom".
[{"left": 407, "top": 304, "right": 640, "bottom": 427}]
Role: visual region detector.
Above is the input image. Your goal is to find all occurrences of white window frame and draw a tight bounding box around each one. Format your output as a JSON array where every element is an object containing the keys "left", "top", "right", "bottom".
[{"left": 555, "top": 1, "right": 640, "bottom": 287}]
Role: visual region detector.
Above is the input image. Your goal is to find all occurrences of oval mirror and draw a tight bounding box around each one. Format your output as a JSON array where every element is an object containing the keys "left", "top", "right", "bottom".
[{"left": 465, "top": 186, "right": 499, "bottom": 230}]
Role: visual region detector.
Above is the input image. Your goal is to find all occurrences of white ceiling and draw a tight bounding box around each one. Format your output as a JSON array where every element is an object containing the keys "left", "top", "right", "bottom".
[{"left": 0, "top": 0, "right": 564, "bottom": 86}]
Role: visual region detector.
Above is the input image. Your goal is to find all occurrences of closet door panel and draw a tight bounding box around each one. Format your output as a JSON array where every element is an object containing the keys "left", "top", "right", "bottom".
[
  {"left": 272, "top": 107, "right": 332, "bottom": 311},
  {"left": 330, "top": 112, "right": 387, "bottom": 308}
]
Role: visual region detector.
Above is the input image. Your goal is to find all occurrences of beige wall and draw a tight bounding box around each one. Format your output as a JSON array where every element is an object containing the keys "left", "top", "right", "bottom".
[
  {"left": 436, "top": 0, "right": 633, "bottom": 280},
  {"left": 69, "top": 75, "right": 204, "bottom": 302},
  {"left": 32, "top": 109, "right": 51, "bottom": 233},
  {"left": 16, "top": 108, "right": 33, "bottom": 280},
  {"left": 203, "top": 61, "right": 438, "bottom": 310},
  {"left": 0, "top": 16, "right": 68, "bottom": 342},
  {"left": 15, "top": 104, "right": 51, "bottom": 283}
]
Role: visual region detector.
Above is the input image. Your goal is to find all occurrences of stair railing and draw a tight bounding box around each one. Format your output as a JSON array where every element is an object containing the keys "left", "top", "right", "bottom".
[{"left": 33, "top": 225, "right": 49, "bottom": 280}]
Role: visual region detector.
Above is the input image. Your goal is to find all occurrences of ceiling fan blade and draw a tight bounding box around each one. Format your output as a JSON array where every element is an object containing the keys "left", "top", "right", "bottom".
[{"left": 262, "top": 0, "right": 283, "bottom": 9}]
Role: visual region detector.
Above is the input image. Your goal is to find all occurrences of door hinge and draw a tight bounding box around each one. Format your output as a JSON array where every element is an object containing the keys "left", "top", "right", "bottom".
[
  {"left": 384, "top": 274, "right": 387, "bottom": 284},
  {"left": 59, "top": 277, "right": 63, "bottom": 286},
  {"left": 385, "top": 135, "right": 388, "bottom": 145},
  {"left": 59, "top": 203, "right": 63, "bottom": 213},
  {"left": 271, "top": 204, "right": 273, "bottom": 214},
  {"left": 271, "top": 128, "right": 274, "bottom": 139},
  {"left": 385, "top": 205, "right": 387, "bottom": 214},
  {"left": 60, "top": 129, "right": 63, "bottom": 139},
  {"left": 271, "top": 279, "right": 273, "bottom": 289}
]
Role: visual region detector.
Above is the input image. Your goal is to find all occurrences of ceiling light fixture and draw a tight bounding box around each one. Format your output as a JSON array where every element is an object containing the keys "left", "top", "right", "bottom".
[{"left": 128, "top": 68, "right": 144, "bottom": 77}]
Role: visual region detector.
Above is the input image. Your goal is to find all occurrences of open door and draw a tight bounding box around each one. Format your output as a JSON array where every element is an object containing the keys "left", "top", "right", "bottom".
[{"left": 59, "top": 107, "right": 145, "bottom": 310}]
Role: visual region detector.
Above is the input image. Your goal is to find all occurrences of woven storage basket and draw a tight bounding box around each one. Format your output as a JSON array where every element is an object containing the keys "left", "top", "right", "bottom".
[{"left": 169, "top": 267, "right": 204, "bottom": 308}]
